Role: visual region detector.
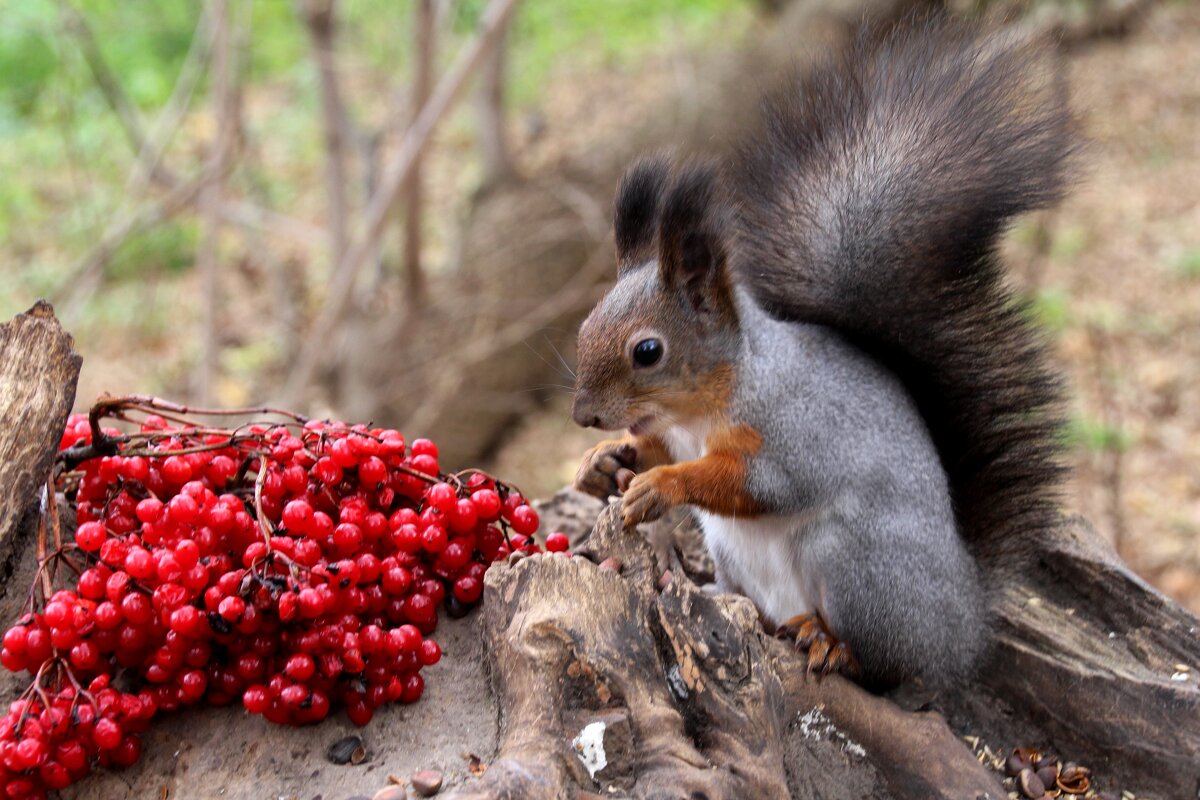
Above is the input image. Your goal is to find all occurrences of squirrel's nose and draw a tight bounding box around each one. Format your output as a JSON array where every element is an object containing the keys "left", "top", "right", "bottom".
[{"left": 571, "top": 393, "right": 601, "bottom": 428}]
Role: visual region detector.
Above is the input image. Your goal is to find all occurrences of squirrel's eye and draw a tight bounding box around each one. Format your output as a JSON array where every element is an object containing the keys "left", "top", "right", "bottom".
[{"left": 632, "top": 338, "right": 663, "bottom": 368}]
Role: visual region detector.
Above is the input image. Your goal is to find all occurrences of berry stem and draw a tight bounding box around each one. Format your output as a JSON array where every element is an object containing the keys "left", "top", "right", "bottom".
[
  {"left": 35, "top": 500, "right": 53, "bottom": 601},
  {"left": 46, "top": 475, "right": 63, "bottom": 552}
]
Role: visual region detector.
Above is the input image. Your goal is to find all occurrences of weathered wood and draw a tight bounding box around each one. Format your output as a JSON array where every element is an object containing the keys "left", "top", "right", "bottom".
[
  {"left": 450, "top": 491, "right": 1199, "bottom": 799},
  {"left": 946, "top": 517, "right": 1200, "bottom": 799},
  {"left": 0, "top": 302, "right": 81, "bottom": 599}
]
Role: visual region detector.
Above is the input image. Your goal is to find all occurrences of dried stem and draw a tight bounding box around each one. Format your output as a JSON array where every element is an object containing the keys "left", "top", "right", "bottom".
[
  {"left": 283, "top": 0, "right": 524, "bottom": 404},
  {"left": 35, "top": 496, "right": 53, "bottom": 601},
  {"left": 46, "top": 475, "right": 63, "bottom": 553},
  {"left": 401, "top": 0, "right": 437, "bottom": 311}
]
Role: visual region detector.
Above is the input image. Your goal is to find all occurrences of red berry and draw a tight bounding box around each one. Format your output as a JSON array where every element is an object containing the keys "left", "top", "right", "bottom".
[
  {"left": 421, "top": 525, "right": 447, "bottom": 554},
  {"left": 453, "top": 576, "right": 483, "bottom": 605},
  {"left": 284, "top": 654, "right": 315, "bottom": 682},
  {"left": 545, "top": 532, "right": 569, "bottom": 553},
  {"left": 470, "top": 489, "right": 501, "bottom": 522},
  {"left": 92, "top": 718, "right": 122, "bottom": 750},
  {"left": 358, "top": 456, "right": 387, "bottom": 487},
  {"left": 282, "top": 499, "right": 315, "bottom": 534},
  {"left": 418, "top": 639, "right": 441, "bottom": 666},
  {"left": 510, "top": 504, "right": 539, "bottom": 536},
  {"left": 243, "top": 685, "right": 270, "bottom": 714},
  {"left": 75, "top": 520, "right": 106, "bottom": 551}
]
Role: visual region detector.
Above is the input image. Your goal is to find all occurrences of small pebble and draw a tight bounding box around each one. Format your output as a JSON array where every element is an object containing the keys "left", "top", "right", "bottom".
[
  {"left": 372, "top": 788, "right": 406, "bottom": 800},
  {"left": 411, "top": 769, "right": 444, "bottom": 797}
]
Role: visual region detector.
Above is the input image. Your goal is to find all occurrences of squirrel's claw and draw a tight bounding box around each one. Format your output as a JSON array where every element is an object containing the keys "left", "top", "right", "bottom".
[
  {"left": 776, "top": 613, "right": 862, "bottom": 681},
  {"left": 620, "top": 471, "right": 672, "bottom": 528},
  {"left": 575, "top": 440, "right": 639, "bottom": 499}
]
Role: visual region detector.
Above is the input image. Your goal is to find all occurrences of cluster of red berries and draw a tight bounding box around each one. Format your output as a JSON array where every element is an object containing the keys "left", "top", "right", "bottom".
[{"left": 0, "top": 404, "right": 565, "bottom": 799}]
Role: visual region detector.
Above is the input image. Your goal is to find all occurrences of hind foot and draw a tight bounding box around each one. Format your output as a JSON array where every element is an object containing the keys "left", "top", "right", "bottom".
[{"left": 775, "top": 613, "right": 862, "bottom": 680}]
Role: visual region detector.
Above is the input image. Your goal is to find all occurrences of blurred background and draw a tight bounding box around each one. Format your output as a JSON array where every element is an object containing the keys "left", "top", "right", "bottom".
[{"left": 0, "top": 0, "right": 1196, "bottom": 611}]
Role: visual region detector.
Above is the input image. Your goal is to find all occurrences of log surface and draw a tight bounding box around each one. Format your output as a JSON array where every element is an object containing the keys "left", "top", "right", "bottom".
[
  {"left": 462, "top": 491, "right": 1200, "bottom": 800},
  {"left": 0, "top": 302, "right": 81, "bottom": 598}
]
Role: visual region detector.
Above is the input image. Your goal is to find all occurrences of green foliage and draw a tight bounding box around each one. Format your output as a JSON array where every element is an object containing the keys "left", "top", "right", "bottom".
[
  {"left": 0, "top": 29, "right": 56, "bottom": 121},
  {"left": 0, "top": 0, "right": 747, "bottom": 329},
  {"left": 505, "top": 0, "right": 748, "bottom": 102},
  {"left": 108, "top": 221, "right": 198, "bottom": 282},
  {"left": 1048, "top": 225, "right": 1089, "bottom": 262},
  {"left": 1170, "top": 248, "right": 1200, "bottom": 279},
  {"left": 1062, "top": 415, "right": 1133, "bottom": 453},
  {"left": 1025, "top": 287, "right": 1071, "bottom": 333}
]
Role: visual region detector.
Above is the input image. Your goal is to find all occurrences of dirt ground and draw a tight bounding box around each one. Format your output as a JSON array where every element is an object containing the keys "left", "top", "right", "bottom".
[{"left": 489, "top": 1, "right": 1200, "bottom": 614}]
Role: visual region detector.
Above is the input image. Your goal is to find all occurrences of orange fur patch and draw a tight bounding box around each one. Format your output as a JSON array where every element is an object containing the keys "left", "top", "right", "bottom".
[{"left": 644, "top": 423, "right": 766, "bottom": 517}]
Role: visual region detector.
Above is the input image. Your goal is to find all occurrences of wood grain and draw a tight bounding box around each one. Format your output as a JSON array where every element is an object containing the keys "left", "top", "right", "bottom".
[{"left": 0, "top": 302, "right": 81, "bottom": 598}]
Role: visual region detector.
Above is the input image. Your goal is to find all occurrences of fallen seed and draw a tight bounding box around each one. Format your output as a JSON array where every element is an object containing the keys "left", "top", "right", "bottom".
[
  {"left": 1057, "top": 763, "right": 1091, "bottom": 795},
  {"left": 411, "top": 769, "right": 444, "bottom": 797},
  {"left": 372, "top": 788, "right": 406, "bottom": 800},
  {"left": 327, "top": 735, "right": 367, "bottom": 766},
  {"left": 1036, "top": 765, "right": 1058, "bottom": 788},
  {"left": 1018, "top": 768, "right": 1046, "bottom": 799},
  {"left": 1006, "top": 751, "right": 1033, "bottom": 777}
]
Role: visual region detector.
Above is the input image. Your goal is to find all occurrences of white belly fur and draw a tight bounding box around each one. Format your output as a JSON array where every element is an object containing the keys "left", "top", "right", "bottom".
[
  {"left": 659, "top": 422, "right": 815, "bottom": 625},
  {"left": 696, "top": 510, "right": 815, "bottom": 625}
]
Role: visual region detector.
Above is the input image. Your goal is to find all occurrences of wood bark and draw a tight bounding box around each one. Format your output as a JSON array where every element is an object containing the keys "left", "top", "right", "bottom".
[
  {"left": 445, "top": 491, "right": 1199, "bottom": 800},
  {"left": 0, "top": 303, "right": 81, "bottom": 598}
]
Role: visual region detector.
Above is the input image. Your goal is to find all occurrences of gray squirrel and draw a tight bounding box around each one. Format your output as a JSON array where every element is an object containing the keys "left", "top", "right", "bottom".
[{"left": 569, "top": 17, "right": 1075, "bottom": 689}]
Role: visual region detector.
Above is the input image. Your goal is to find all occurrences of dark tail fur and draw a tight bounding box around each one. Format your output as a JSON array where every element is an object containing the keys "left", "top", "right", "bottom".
[{"left": 730, "top": 17, "right": 1077, "bottom": 573}]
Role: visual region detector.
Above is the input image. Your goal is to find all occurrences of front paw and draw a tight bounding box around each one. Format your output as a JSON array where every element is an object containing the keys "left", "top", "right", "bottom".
[
  {"left": 621, "top": 468, "right": 680, "bottom": 528},
  {"left": 575, "top": 439, "right": 638, "bottom": 499}
]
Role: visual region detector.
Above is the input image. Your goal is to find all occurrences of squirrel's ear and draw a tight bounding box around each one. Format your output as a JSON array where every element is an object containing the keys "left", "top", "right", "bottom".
[
  {"left": 614, "top": 155, "right": 671, "bottom": 273},
  {"left": 657, "top": 161, "right": 736, "bottom": 321}
]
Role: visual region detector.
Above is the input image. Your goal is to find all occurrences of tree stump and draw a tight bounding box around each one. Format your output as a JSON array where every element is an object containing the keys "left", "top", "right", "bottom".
[
  {"left": 452, "top": 492, "right": 1199, "bottom": 800},
  {"left": 0, "top": 302, "right": 81, "bottom": 597}
]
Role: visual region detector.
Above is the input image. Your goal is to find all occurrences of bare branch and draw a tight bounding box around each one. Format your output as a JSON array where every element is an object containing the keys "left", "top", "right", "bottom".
[
  {"left": 475, "top": 6, "right": 516, "bottom": 187},
  {"left": 300, "top": 0, "right": 351, "bottom": 264},
  {"left": 58, "top": 0, "right": 320, "bottom": 287},
  {"left": 401, "top": 0, "right": 438, "bottom": 310},
  {"left": 283, "top": 0, "right": 524, "bottom": 404},
  {"left": 194, "top": 0, "right": 238, "bottom": 405},
  {"left": 58, "top": 1, "right": 157, "bottom": 171},
  {"left": 125, "top": 3, "right": 214, "bottom": 195}
]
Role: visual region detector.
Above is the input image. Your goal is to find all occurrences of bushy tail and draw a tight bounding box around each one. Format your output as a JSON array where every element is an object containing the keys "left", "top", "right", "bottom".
[{"left": 730, "top": 16, "right": 1077, "bottom": 572}]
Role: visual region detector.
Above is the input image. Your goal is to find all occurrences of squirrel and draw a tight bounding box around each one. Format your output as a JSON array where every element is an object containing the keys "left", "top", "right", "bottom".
[{"left": 569, "top": 17, "right": 1076, "bottom": 689}]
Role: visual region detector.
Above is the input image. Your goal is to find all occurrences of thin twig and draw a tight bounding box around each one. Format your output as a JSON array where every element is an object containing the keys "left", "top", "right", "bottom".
[
  {"left": 283, "top": 0, "right": 523, "bottom": 404},
  {"left": 36, "top": 495, "right": 53, "bottom": 601},
  {"left": 301, "top": 0, "right": 351, "bottom": 268},
  {"left": 401, "top": 0, "right": 437, "bottom": 311},
  {"left": 195, "top": 0, "right": 237, "bottom": 405}
]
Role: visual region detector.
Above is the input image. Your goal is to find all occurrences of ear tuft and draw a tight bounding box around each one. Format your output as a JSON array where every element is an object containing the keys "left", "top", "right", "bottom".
[
  {"left": 614, "top": 156, "right": 671, "bottom": 270},
  {"left": 657, "top": 160, "right": 735, "bottom": 317}
]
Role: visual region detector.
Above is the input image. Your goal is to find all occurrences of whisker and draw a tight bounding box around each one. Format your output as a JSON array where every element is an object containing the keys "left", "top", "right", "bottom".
[
  {"left": 522, "top": 339, "right": 576, "bottom": 381},
  {"left": 543, "top": 334, "right": 577, "bottom": 380}
]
